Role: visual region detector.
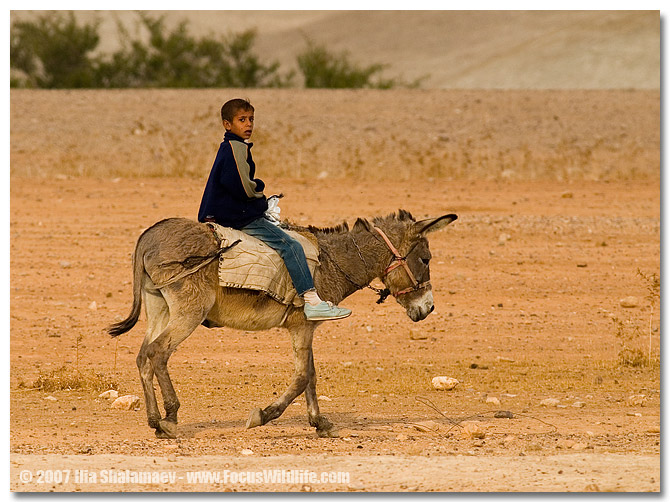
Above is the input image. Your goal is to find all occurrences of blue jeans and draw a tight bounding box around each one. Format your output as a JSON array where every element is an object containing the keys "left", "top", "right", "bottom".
[{"left": 240, "top": 217, "right": 315, "bottom": 296}]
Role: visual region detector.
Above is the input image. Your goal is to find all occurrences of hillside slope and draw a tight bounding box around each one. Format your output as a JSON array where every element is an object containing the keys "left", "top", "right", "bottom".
[{"left": 11, "top": 10, "right": 660, "bottom": 88}]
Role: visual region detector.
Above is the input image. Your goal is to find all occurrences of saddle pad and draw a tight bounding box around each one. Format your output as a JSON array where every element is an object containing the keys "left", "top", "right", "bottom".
[{"left": 206, "top": 223, "right": 319, "bottom": 306}]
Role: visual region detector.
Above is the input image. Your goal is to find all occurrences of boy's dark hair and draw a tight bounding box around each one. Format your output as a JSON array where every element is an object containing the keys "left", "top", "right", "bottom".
[{"left": 221, "top": 98, "right": 254, "bottom": 122}]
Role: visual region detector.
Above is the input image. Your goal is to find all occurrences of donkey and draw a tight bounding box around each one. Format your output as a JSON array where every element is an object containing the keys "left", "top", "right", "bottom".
[{"left": 107, "top": 210, "right": 457, "bottom": 439}]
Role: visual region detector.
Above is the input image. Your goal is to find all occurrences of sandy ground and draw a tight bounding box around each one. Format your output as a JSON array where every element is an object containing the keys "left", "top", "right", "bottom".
[
  {"left": 9, "top": 89, "right": 660, "bottom": 492},
  {"left": 9, "top": 178, "right": 660, "bottom": 492}
]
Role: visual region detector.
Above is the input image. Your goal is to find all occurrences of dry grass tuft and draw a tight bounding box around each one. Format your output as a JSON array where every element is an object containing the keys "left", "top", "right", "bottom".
[{"left": 31, "top": 365, "right": 119, "bottom": 393}]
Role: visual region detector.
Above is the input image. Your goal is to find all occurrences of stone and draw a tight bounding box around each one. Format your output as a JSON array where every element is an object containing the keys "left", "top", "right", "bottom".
[
  {"left": 540, "top": 398, "right": 560, "bottom": 407},
  {"left": 59, "top": 261, "right": 72, "bottom": 269},
  {"left": 461, "top": 421, "right": 486, "bottom": 439},
  {"left": 572, "top": 401, "right": 586, "bottom": 408},
  {"left": 88, "top": 301, "right": 97, "bottom": 311},
  {"left": 620, "top": 296, "right": 640, "bottom": 308},
  {"left": 318, "top": 395, "right": 332, "bottom": 401},
  {"left": 111, "top": 394, "right": 141, "bottom": 410},
  {"left": 627, "top": 394, "right": 646, "bottom": 406},
  {"left": 409, "top": 329, "right": 428, "bottom": 340},
  {"left": 431, "top": 376, "right": 459, "bottom": 390},
  {"left": 409, "top": 420, "right": 440, "bottom": 433},
  {"left": 45, "top": 395, "right": 57, "bottom": 401},
  {"left": 571, "top": 442, "right": 588, "bottom": 451},
  {"left": 240, "top": 449, "right": 254, "bottom": 456},
  {"left": 498, "top": 233, "right": 511, "bottom": 245},
  {"left": 486, "top": 396, "right": 501, "bottom": 406},
  {"left": 98, "top": 389, "right": 119, "bottom": 400},
  {"left": 494, "top": 410, "right": 514, "bottom": 419}
]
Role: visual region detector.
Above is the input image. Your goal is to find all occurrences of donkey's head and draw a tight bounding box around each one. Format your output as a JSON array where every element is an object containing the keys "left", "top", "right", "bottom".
[{"left": 356, "top": 210, "right": 457, "bottom": 322}]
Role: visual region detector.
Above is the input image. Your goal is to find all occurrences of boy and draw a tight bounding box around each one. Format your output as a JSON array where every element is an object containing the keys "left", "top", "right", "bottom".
[{"left": 198, "top": 98, "right": 351, "bottom": 322}]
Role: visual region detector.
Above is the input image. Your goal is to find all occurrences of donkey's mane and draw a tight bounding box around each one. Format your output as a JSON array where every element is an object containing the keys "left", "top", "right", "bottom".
[{"left": 284, "top": 209, "right": 415, "bottom": 236}]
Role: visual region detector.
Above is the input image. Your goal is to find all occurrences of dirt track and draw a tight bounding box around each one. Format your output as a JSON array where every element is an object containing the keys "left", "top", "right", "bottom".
[{"left": 9, "top": 89, "right": 660, "bottom": 492}]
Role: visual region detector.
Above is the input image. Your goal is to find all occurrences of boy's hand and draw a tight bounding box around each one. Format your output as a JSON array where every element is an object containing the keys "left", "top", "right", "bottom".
[{"left": 265, "top": 195, "right": 282, "bottom": 225}]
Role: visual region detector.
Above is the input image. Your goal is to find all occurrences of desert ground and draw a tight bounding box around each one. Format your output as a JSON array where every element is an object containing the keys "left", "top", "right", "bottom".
[{"left": 9, "top": 89, "right": 660, "bottom": 491}]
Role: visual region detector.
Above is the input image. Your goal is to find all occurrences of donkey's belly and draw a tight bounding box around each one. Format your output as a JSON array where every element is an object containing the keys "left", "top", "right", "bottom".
[{"left": 204, "top": 287, "right": 293, "bottom": 330}]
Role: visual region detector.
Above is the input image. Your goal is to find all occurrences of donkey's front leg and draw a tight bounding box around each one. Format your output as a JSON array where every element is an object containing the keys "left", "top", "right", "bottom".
[
  {"left": 246, "top": 322, "right": 314, "bottom": 429},
  {"left": 304, "top": 350, "right": 338, "bottom": 437}
]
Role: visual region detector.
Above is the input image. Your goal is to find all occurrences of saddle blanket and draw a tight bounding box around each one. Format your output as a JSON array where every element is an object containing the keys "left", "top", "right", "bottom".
[{"left": 206, "top": 222, "right": 319, "bottom": 307}]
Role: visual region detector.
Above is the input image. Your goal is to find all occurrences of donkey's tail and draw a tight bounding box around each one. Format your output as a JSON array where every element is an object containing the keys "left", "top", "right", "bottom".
[{"left": 107, "top": 234, "right": 146, "bottom": 337}]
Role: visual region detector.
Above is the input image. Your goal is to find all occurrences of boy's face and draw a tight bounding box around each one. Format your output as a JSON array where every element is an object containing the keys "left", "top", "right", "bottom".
[{"left": 223, "top": 109, "right": 254, "bottom": 140}]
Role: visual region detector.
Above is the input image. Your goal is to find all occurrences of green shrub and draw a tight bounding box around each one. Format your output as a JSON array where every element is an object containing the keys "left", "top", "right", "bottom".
[
  {"left": 10, "top": 11, "right": 100, "bottom": 88},
  {"left": 96, "top": 14, "right": 293, "bottom": 88},
  {"left": 297, "top": 40, "right": 422, "bottom": 89}
]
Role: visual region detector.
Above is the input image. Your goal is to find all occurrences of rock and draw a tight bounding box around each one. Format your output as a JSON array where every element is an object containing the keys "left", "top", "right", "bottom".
[
  {"left": 98, "top": 389, "right": 119, "bottom": 400},
  {"left": 111, "top": 394, "right": 141, "bottom": 410},
  {"left": 485, "top": 396, "right": 501, "bottom": 406},
  {"left": 540, "top": 398, "right": 560, "bottom": 407},
  {"left": 396, "top": 433, "right": 409, "bottom": 441},
  {"left": 498, "top": 233, "right": 511, "bottom": 245},
  {"left": 620, "top": 296, "right": 640, "bottom": 308},
  {"left": 495, "top": 356, "right": 515, "bottom": 363},
  {"left": 558, "top": 439, "right": 576, "bottom": 449},
  {"left": 572, "top": 401, "right": 586, "bottom": 408},
  {"left": 494, "top": 410, "right": 514, "bottom": 419},
  {"left": 59, "top": 261, "right": 72, "bottom": 269},
  {"left": 409, "top": 420, "right": 440, "bottom": 433},
  {"left": 431, "top": 376, "right": 459, "bottom": 390},
  {"left": 342, "top": 361, "right": 353, "bottom": 368},
  {"left": 627, "top": 394, "right": 646, "bottom": 406},
  {"left": 571, "top": 442, "right": 588, "bottom": 451},
  {"left": 167, "top": 454, "right": 177, "bottom": 462},
  {"left": 647, "top": 426, "right": 660, "bottom": 433},
  {"left": 584, "top": 483, "right": 600, "bottom": 492},
  {"left": 461, "top": 421, "right": 486, "bottom": 439},
  {"left": 240, "top": 449, "right": 254, "bottom": 455},
  {"left": 561, "top": 191, "right": 574, "bottom": 198},
  {"left": 88, "top": 301, "right": 97, "bottom": 311},
  {"left": 45, "top": 395, "right": 57, "bottom": 401},
  {"left": 409, "top": 329, "right": 428, "bottom": 340},
  {"left": 318, "top": 395, "right": 332, "bottom": 401}
]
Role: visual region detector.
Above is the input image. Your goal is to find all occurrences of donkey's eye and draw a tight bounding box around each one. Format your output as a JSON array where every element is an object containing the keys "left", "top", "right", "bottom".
[{"left": 421, "top": 258, "right": 430, "bottom": 266}]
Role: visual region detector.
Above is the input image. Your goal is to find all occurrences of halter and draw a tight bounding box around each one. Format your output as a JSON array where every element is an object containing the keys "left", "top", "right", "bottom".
[
  {"left": 318, "top": 224, "right": 431, "bottom": 303},
  {"left": 372, "top": 226, "right": 431, "bottom": 298}
]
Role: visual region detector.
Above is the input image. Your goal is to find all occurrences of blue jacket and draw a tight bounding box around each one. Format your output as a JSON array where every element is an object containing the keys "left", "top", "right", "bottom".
[{"left": 197, "top": 132, "right": 268, "bottom": 228}]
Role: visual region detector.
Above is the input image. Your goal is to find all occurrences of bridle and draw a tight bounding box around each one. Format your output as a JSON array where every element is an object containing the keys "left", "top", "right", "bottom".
[
  {"left": 320, "top": 224, "right": 431, "bottom": 304},
  {"left": 372, "top": 226, "right": 431, "bottom": 298}
]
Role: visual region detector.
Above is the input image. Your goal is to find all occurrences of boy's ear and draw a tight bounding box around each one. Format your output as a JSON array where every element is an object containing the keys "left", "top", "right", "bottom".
[{"left": 222, "top": 119, "right": 232, "bottom": 131}]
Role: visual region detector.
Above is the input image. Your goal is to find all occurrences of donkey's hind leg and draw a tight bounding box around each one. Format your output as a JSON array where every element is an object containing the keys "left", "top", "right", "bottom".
[
  {"left": 136, "top": 285, "right": 169, "bottom": 432},
  {"left": 145, "top": 283, "right": 216, "bottom": 439}
]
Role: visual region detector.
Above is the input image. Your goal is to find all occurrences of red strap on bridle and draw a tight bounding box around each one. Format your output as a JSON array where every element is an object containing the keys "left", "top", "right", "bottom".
[{"left": 372, "top": 226, "right": 430, "bottom": 297}]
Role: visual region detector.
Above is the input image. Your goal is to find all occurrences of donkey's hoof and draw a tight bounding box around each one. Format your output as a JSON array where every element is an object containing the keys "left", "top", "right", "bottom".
[
  {"left": 246, "top": 408, "right": 264, "bottom": 429},
  {"left": 156, "top": 419, "right": 178, "bottom": 439},
  {"left": 316, "top": 427, "right": 340, "bottom": 438}
]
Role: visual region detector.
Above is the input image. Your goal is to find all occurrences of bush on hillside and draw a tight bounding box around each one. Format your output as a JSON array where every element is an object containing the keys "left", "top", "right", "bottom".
[
  {"left": 10, "top": 11, "right": 100, "bottom": 88},
  {"left": 297, "top": 40, "right": 423, "bottom": 89}
]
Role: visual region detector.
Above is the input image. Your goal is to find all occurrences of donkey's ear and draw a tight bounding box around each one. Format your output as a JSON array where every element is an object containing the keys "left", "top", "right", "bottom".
[
  {"left": 353, "top": 217, "right": 373, "bottom": 232},
  {"left": 414, "top": 214, "right": 458, "bottom": 235}
]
